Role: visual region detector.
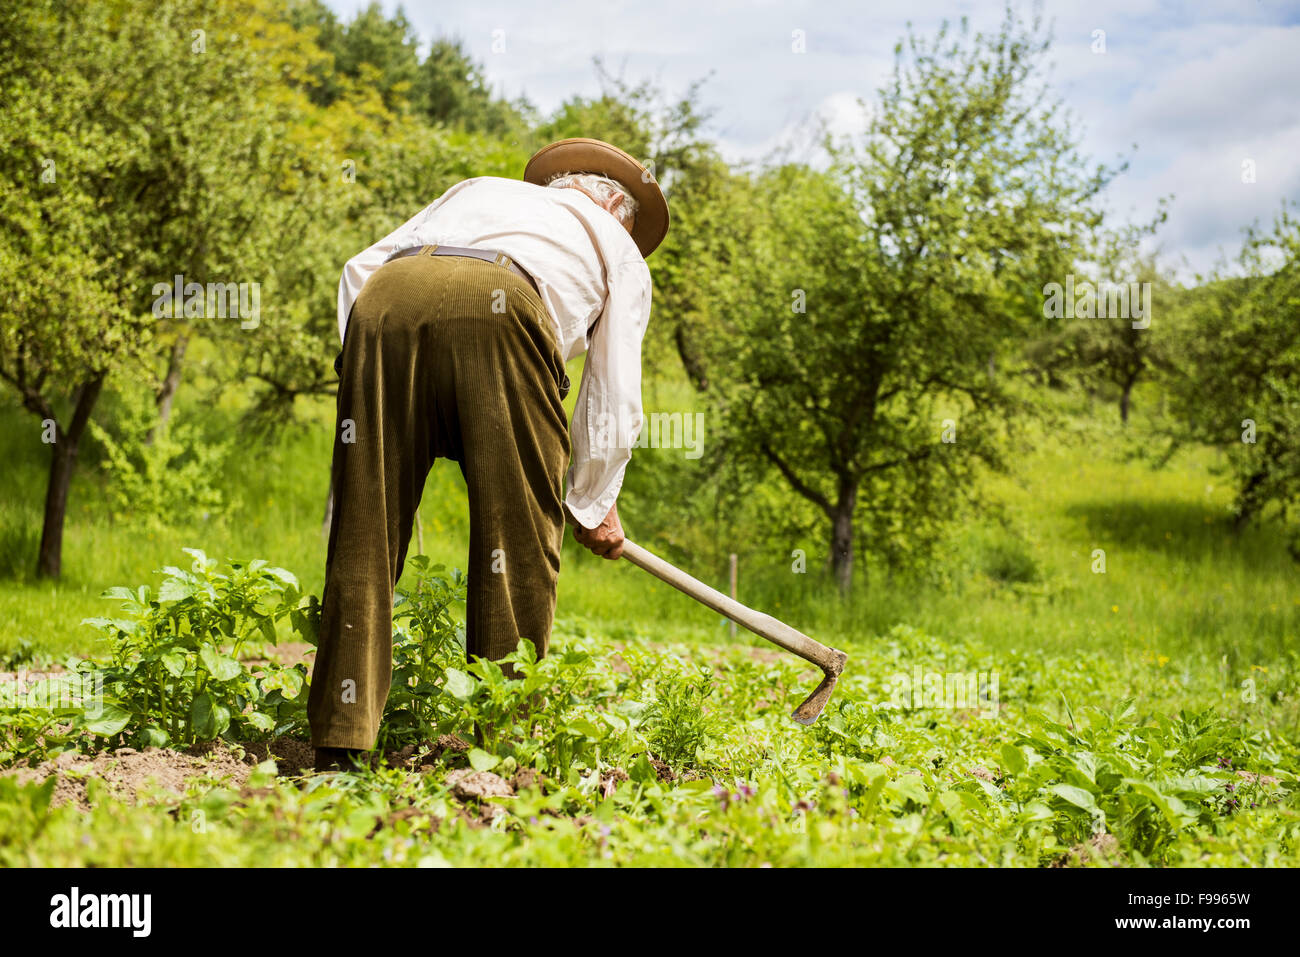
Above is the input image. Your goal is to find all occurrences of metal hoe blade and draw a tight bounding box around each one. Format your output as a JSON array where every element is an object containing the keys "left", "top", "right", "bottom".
[{"left": 790, "top": 648, "right": 849, "bottom": 725}]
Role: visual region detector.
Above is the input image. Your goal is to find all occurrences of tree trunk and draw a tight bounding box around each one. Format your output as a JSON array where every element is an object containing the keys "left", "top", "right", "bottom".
[
  {"left": 151, "top": 334, "right": 190, "bottom": 439},
  {"left": 828, "top": 499, "right": 855, "bottom": 596},
  {"left": 1119, "top": 380, "right": 1133, "bottom": 424},
  {"left": 37, "top": 376, "right": 105, "bottom": 579}
]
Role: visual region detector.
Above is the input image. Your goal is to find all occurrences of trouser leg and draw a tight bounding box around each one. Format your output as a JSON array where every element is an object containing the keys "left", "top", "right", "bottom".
[
  {"left": 429, "top": 263, "right": 571, "bottom": 670},
  {"left": 307, "top": 263, "right": 436, "bottom": 750}
]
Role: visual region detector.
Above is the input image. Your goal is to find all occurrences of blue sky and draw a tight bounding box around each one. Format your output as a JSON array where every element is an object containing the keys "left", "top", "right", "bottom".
[{"left": 324, "top": 0, "right": 1300, "bottom": 276}]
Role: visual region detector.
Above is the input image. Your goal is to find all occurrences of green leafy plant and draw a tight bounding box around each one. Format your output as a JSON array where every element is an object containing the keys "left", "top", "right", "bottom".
[
  {"left": 998, "top": 702, "right": 1270, "bottom": 862},
  {"left": 642, "top": 666, "right": 722, "bottom": 768},
  {"left": 89, "top": 387, "right": 233, "bottom": 528},
  {"left": 376, "top": 560, "right": 614, "bottom": 777},
  {"left": 77, "top": 549, "right": 315, "bottom": 749},
  {"left": 0, "top": 672, "right": 89, "bottom": 766},
  {"left": 376, "top": 557, "right": 467, "bottom": 751},
  {"left": 456, "top": 640, "right": 611, "bottom": 777}
]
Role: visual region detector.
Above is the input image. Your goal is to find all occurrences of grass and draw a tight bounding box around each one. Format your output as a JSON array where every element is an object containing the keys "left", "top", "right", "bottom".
[
  {"left": 0, "top": 385, "right": 1296, "bottom": 712},
  {"left": 3, "top": 624, "right": 1296, "bottom": 867},
  {"left": 0, "top": 383, "right": 1297, "bottom": 866}
]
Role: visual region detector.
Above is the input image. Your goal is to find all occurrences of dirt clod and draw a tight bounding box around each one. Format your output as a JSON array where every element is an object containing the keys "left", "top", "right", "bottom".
[
  {"left": 600, "top": 767, "right": 630, "bottom": 798},
  {"left": 369, "top": 804, "right": 441, "bottom": 837},
  {"left": 240, "top": 738, "right": 316, "bottom": 776},
  {"left": 1054, "top": 832, "right": 1120, "bottom": 867},
  {"left": 1235, "top": 770, "right": 1280, "bottom": 786},
  {"left": 511, "top": 768, "right": 544, "bottom": 792},
  {"left": 445, "top": 768, "right": 515, "bottom": 801},
  {"left": 419, "top": 733, "right": 472, "bottom": 767}
]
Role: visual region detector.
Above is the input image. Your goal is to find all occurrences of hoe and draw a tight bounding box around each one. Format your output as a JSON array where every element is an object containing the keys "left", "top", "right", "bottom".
[{"left": 619, "top": 539, "right": 848, "bottom": 724}]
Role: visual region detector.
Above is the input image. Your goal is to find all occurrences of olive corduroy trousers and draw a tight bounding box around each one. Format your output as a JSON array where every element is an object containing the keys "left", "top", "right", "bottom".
[{"left": 307, "top": 252, "right": 571, "bottom": 750}]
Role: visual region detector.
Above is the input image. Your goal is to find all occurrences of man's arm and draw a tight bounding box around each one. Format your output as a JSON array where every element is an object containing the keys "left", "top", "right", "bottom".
[
  {"left": 564, "top": 258, "right": 652, "bottom": 543},
  {"left": 569, "top": 501, "right": 625, "bottom": 560}
]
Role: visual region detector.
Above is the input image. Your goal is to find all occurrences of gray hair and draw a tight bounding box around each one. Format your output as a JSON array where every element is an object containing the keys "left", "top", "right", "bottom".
[{"left": 546, "top": 171, "right": 639, "bottom": 225}]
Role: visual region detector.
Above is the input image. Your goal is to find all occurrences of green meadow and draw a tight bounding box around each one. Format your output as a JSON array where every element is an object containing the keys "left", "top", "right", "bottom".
[{"left": 1, "top": 377, "right": 1296, "bottom": 867}]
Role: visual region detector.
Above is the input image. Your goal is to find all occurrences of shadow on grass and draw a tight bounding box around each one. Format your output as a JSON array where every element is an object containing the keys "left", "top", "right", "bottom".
[{"left": 1062, "top": 498, "right": 1292, "bottom": 572}]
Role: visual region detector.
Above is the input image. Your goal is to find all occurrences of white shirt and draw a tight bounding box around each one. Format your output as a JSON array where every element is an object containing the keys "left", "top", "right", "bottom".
[{"left": 337, "top": 176, "right": 652, "bottom": 530}]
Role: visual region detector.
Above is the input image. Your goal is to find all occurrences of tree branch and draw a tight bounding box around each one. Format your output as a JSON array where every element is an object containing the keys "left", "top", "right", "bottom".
[{"left": 760, "top": 441, "right": 833, "bottom": 515}]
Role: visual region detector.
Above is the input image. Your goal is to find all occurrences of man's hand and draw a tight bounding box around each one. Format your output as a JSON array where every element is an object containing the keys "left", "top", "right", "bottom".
[{"left": 572, "top": 502, "right": 625, "bottom": 560}]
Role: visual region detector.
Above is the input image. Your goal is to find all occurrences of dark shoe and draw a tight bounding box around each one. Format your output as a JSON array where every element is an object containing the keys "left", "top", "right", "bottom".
[{"left": 314, "top": 746, "right": 366, "bottom": 773}]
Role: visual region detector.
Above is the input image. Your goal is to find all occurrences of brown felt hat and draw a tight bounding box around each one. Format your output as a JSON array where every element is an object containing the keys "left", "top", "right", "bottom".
[{"left": 524, "top": 137, "right": 669, "bottom": 258}]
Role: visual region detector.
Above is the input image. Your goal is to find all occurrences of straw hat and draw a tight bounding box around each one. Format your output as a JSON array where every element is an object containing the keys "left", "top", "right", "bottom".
[{"left": 524, "top": 137, "right": 670, "bottom": 257}]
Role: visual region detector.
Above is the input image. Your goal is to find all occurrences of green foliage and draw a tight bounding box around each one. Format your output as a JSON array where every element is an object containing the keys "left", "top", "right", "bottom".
[
  {"left": 999, "top": 703, "right": 1275, "bottom": 861},
  {"left": 285, "top": 1, "right": 532, "bottom": 131},
  {"left": 76, "top": 549, "right": 314, "bottom": 750},
  {"left": 0, "top": 673, "right": 87, "bottom": 766},
  {"left": 1024, "top": 226, "right": 1174, "bottom": 424},
  {"left": 679, "top": 8, "right": 1120, "bottom": 592},
  {"left": 1161, "top": 206, "right": 1300, "bottom": 546},
  {"left": 0, "top": 0, "right": 1297, "bottom": 871},
  {"left": 3, "top": 614, "right": 1296, "bottom": 867},
  {"left": 975, "top": 535, "right": 1040, "bottom": 585},
  {"left": 416, "top": 38, "right": 535, "bottom": 134},
  {"left": 0, "top": 510, "right": 39, "bottom": 582},
  {"left": 89, "top": 387, "right": 232, "bottom": 527},
  {"left": 641, "top": 666, "right": 722, "bottom": 768},
  {"left": 455, "top": 641, "right": 614, "bottom": 777},
  {"left": 376, "top": 556, "right": 467, "bottom": 751},
  {"left": 377, "top": 559, "right": 619, "bottom": 778}
]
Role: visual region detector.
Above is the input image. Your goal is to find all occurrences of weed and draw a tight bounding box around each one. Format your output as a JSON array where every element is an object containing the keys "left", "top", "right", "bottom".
[{"left": 642, "top": 666, "right": 722, "bottom": 769}]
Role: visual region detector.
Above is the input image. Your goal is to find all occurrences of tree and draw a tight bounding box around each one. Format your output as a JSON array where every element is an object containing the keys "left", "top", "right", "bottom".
[
  {"left": 699, "top": 9, "right": 1117, "bottom": 593},
  {"left": 289, "top": 0, "right": 421, "bottom": 112},
  {"left": 1162, "top": 207, "right": 1300, "bottom": 544},
  {"left": 0, "top": 0, "right": 150, "bottom": 578},
  {"left": 0, "top": 0, "right": 341, "bottom": 577},
  {"left": 416, "top": 37, "right": 534, "bottom": 134},
  {"left": 1024, "top": 220, "right": 1171, "bottom": 423}
]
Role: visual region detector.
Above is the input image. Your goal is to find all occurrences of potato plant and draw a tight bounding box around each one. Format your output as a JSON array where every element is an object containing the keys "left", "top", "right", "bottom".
[{"left": 75, "top": 550, "right": 314, "bottom": 749}]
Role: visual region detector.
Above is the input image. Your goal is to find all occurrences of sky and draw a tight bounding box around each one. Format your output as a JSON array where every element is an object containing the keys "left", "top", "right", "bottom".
[{"left": 323, "top": 0, "right": 1300, "bottom": 276}]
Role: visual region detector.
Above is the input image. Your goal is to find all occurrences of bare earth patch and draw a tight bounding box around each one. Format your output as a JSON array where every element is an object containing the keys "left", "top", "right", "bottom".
[
  {"left": 1, "top": 737, "right": 333, "bottom": 809},
  {"left": 3, "top": 741, "right": 257, "bottom": 811}
]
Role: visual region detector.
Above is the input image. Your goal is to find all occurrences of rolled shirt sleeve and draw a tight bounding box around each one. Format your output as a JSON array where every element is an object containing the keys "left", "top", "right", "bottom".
[{"left": 564, "top": 259, "right": 653, "bottom": 529}]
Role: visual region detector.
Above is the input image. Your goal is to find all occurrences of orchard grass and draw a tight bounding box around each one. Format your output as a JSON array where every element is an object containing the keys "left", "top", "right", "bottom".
[{"left": 0, "top": 388, "right": 1297, "bottom": 867}]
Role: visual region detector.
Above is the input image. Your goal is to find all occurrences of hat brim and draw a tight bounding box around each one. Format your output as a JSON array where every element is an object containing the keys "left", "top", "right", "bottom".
[{"left": 524, "top": 138, "right": 669, "bottom": 258}]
